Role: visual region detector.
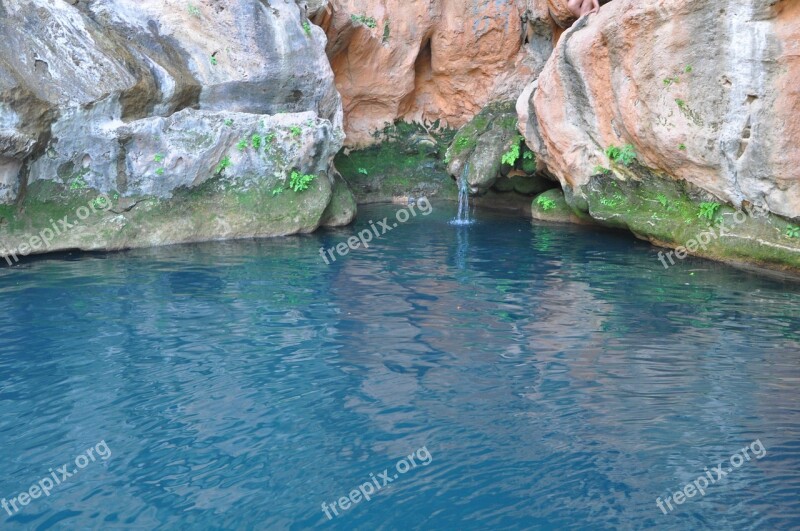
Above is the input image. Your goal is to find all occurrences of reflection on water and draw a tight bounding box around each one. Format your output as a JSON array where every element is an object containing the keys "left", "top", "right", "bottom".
[
  {"left": 454, "top": 224, "right": 470, "bottom": 272},
  {"left": 0, "top": 203, "right": 799, "bottom": 530}
]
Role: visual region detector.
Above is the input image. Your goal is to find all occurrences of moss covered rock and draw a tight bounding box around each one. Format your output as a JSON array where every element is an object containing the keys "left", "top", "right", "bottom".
[
  {"left": 531, "top": 188, "right": 588, "bottom": 224},
  {"left": 320, "top": 172, "right": 357, "bottom": 227},
  {"left": 335, "top": 121, "right": 458, "bottom": 204},
  {"left": 0, "top": 111, "right": 359, "bottom": 262},
  {"left": 574, "top": 169, "right": 800, "bottom": 272},
  {"left": 445, "top": 101, "right": 523, "bottom": 194}
]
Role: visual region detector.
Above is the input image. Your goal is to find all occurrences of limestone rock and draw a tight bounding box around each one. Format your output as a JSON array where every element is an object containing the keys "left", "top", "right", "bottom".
[
  {"left": 321, "top": 0, "right": 556, "bottom": 146},
  {"left": 446, "top": 102, "right": 523, "bottom": 194},
  {"left": 521, "top": 0, "right": 800, "bottom": 220},
  {"left": 320, "top": 171, "right": 357, "bottom": 227},
  {"left": 0, "top": 0, "right": 356, "bottom": 256}
]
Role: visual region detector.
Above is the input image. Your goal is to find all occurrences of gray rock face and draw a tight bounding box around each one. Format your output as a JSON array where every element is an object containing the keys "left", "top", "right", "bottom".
[
  {"left": 0, "top": 0, "right": 355, "bottom": 256},
  {"left": 0, "top": 0, "right": 353, "bottom": 253},
  {"left": 31, "top": 109, "right": 340, "bottom": 198}
]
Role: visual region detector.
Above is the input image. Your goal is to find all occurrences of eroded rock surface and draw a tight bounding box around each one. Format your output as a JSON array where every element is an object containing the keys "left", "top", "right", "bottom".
[
  {"left": 0, "top": 0, "right": 353, "bottom": 257},
  {"left": 318, "top": 0, "right": 556, "bottom": 147},
  {"left": 519, "top": 0, "right": 800, "bottom": 271},
  {"left": 523, "top": 0, "right": 800, "bottom": 218}
]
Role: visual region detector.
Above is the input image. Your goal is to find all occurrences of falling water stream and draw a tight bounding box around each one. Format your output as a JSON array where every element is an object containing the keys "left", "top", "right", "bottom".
[{"left": 451, "top": 163, "right": 473, "bottom": 226}]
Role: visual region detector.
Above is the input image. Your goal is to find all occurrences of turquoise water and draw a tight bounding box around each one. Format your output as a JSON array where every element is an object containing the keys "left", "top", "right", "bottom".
[{"left": 1, "top": 203, "right": 799, "bottom": 530}]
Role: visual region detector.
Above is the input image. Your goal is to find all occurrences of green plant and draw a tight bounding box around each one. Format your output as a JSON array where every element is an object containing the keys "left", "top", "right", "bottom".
[
  {"left": 271, "top": 186, "right": 284, "bottom": 197},
  {"left": 237, "top": 138, "right": 248, "bottom": 151},
  {"left": 599, "top": 194, "right": 625, "bottom": 208},
  {"left": 290, "top": 125, "right": 302, "bottom": 138},
  {"left": 302, "top": 21, "right": 312, "bottom": 36},
  {"left": 351, "top": 14, "right": 377, "bottom": 28},
  {"left": 675, "top": 98, "right": 686, "bottom": 109},
  {"left": 523, "top": 151, "right": 534, "bottom": 160},
  {"left": 605, "top": 145, "right": 621, "bottom": 161},
  {"left": 155, "top": 167, "right": 165, "bottom": 176},
  {"left": 69, "top": 175, "right": 88, "bottom": 190},
  {"left": 502, "top": 143, "right": 521, "bottom": 166},
  {"left": 224, "top": 118, "right": 234, "bottom": 127},
  {"left": 456, "top": 137, "right": 470, "bottom": 148},
  {"left": 684, "top": 65, "right": 693, "bottom": 73},
  {"left": 187, "top": 3, "right": 201, "bottom": 17},
  {"left": 786, "top": 225, "right": 800, "bottom": 238},
  {"left": 605, "top": 144, "right": 637, "bottom": 166},
  {"left": 501, "top": 136, "right": 524, "bottom": 166},
  {"left": 656, "top": 194, "right": 669, "bottom": 208},
  {"left": 619, "top": 144, "right": 637, "bottom": 165},
  {"left": 251, "top": 134, "right": 263, "bottom": 150},
  {"left": 214, "top": 156, "right": 232, "bottom": 175},
  {"left": 358, "top": 168, "right": 369, "bottom": 175},
  {"left": 698, "top": 201, "right": 721, "bottom": 221},
  {"left": 663, "top": 77, "right": 680, "bottom": 87},
  {"left": 679, "top": 143, "right": 687, "bottom": 151},
  {"left": 154, "top": 153, "right": 165, "bottom": 163},
  {"left": 210, "top": 55, "right": 218, "bottom": 66},
  {"left": 383, "top": 20, "right": 390, "bottom": 43},
  {"left": 536, "top": 195, "right": 557, "bottom": 211},
  {"left": 91, "top": 196, "right": 109, "bottom": 210},
  {"left": 289, "top": 170, "right": 316, "bottom": 192}
]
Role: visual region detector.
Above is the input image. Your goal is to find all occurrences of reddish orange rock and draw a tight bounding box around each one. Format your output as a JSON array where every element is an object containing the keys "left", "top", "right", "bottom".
[
  {"left": 520, "top": 0, "right": 800, "bottom": 219},
  {"left": 317, "top": 0, "right": 556, "bottom": 147}
]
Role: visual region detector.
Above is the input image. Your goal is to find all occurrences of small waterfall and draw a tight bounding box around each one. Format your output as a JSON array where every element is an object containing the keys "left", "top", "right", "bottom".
[{"left": 451, "top": 163, "right": 473, "bottom": 226}]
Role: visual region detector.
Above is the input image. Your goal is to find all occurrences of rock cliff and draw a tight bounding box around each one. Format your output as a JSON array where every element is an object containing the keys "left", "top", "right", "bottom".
[
  {"left": 0, "top": 0, "right": 352, "bottom": 259},
  {"left": 2, "top": 0, "right": 799, "bottom": 272},
  {"left": 519, "top": 0, "right": 800, "bottom": 271},
  {"left": 316, "top": 0, "right": 556, "bottom": 147}
]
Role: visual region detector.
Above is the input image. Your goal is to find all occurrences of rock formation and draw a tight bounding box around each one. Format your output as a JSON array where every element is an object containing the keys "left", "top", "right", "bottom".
[
  {"left": 316, "top": 0, "right": 556, "bottom": 147},
  {"left": 1, "top": 0, "right": 799, "bottom": 272},
  {"left": 519, "top": 0, "right": 800, "bottom": 271},
  {"left": 0, "top": 0, "right": 352, "bottom": 258}
]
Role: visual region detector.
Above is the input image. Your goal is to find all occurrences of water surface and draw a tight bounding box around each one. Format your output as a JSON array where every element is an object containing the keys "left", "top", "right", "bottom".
[{"left": 1, "top": 203, "right": 799, "bottom": 529}]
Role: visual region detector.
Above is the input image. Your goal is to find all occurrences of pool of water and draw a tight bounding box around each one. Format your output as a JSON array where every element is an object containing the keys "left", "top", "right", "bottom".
[{"left": 1, "top": 202, "right": 799, "bottom": 529}]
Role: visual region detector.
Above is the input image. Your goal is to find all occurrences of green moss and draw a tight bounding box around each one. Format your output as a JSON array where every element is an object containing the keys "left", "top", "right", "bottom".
[
  {"left": 531, "top": 188, "right": 576, "bottom": 223},
  {"left": 336, "top": 129, "right": 457, "bottom": 204},
  {"left": 579, "top": 171, "right": 800, "bottom": 270},
  {"left": 500, "top": 115, "right": 519, "bottom": 131},
  {"left": 452, "top": 134, "right": 477, "bottom": 156}
]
